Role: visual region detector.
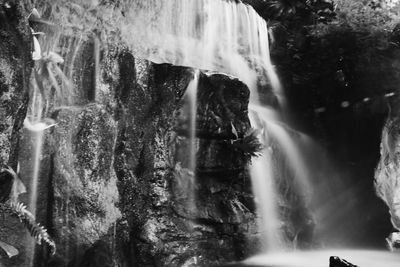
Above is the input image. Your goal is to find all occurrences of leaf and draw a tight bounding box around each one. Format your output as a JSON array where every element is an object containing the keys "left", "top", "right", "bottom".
[
  {"left": 231, "top": 122, "right": 239, "bottom": 139},
  {"left": 0, "top": 166, "right": 25, "bottom": 203},
  {"left": 5, "top": 165, "right": 26, "bottom": 202},
  {"left": 45, "top": 52, "right": 64, "bottom": 64},
  {"left": 32, "top": 35, "right": 41, "bottom": 61},
  {"left": 0, "top": 241, "right": 19, "bottom": 258},
  {"left": 8, "top": 202, "right": 56, "bottom": 255},
  {"left": 28, "top": 8, "right": 41, "bottom": 21},
  {"left": 232, "top": 128, "right": 264, "bottom": 157}
]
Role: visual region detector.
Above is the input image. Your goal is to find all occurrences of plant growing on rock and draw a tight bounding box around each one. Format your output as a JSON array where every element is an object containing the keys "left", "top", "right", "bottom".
[
  {"left": 230, "top": 124, "right": 264, "bottom": 157},
  {"left": 33, "top": 51, "right": 71, "bottom": 103},
  {"left": 28, "top": 7, "right": 73, "bottom": 110},
  {"left": 0, "top": 166, "right": 56, "bottom": 258}
]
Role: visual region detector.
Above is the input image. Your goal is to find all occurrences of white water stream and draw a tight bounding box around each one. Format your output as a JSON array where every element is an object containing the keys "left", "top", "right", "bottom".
[{"left": 119, "top": 0, "right": 309, "bottom": 251}]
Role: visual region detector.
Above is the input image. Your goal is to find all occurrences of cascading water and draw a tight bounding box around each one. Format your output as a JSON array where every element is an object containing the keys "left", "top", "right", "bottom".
[
  {"left": 24, "top": 91, "right": 55, "bottom": 216},
  {"left": 119, "top": 0, "right": 299, "bottom": 250},
  {"left": 184, "top": 70, "right": 200, "bottom": 213},
  {"left": 116, "top": 0, "right": 400, "bottom": 264},
  {"left": 19, "top": 0, "right": 400, "bottom": 265},
  {"left": 187, "top": 70, "right": 200, "bottom": 174},
  {"left": 20, "top": 24, "right": 71, "bottom": 265},
  {"left": 250, "top": 105, "right": 312, "bottom": 194},
  {"left": 249, "top": 112, "right": 282, "bottom": 251},
  {"left": 119, "top": 0, "right": 282, "bottom": 97},
  {"left": 23, "top": 85, "right": 55, "bottom": 267},
  {"left": 29, "top": 0, "right": 311, "bottom": 256}
]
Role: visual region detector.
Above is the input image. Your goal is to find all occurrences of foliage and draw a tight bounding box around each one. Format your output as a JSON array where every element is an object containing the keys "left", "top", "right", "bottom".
[
  {"left": 31, "top": 0, "right": 121, "bottom": 44},
  {"left": 266, "top": 0, "right": 335, "bottom": 22},
  {"left": 0, "top": 241, "right": 18, "bottom": 258},
  {"left": 7, "top": 202, "right": 56, "bottom": 255},
  {"left": 33, "top": 51, "right": 72, "bottom": 105},
  {"left": 309, "top": 0, "right": 400, "bottom": 36},
  {"left": 231, "top": 128, "right": 264, "bottom": 157},
  {"left": 0, "top": 166, "right": 56, "bottom": 257},
  {"left": 247, "top": 0, "right": 335, "bottom": 26}
]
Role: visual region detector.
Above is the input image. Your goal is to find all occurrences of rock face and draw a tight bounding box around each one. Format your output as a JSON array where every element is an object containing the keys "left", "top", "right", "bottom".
[
  {"left": 0, "top": 1, "right": 31, "bottom": 168},
  {"left": 0, "top": 2, "right": 316, "bottom": 266},
  {"left": 0, "top": 2, "right": 34, "bottom": 267},
  {"left": 375, "top": 117, "right": 400, "bottom": 230},
  {"left": 375, "top": 115, "right": 400, "bottom": 248},
  {"left": 49, "top": 104, "right": 121, "bottom": 264}
]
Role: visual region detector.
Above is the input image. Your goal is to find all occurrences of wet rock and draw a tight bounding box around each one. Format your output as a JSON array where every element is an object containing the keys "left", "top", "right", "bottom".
[
  {"left": 49, "top": 104, "right": 121, "bottom": 263},
  {"left": 77, "top": 241, "right": 114, "bottom": 267},
  {"left": 0, "top": 167, "right": 14, "bottom": 203},
  {"left": 0, "top": 4, "right": 314, "bottom": 265},
  {"left": 0, "top": 1, "right": 32, "bottom": 167},
  {"left": 0, "top": 2, "right": 35, "bottom": 266},
  {"left": 375, "top": 117, "right": 400, "bottom": 231},
  {"left": 329, "top": 256, "right": 358, "bottom": 267},
  {"left": 386, "top": 232, "right": 400, "bottom": 251},
  {"left": 171, "top": 73, "right": 259, "bottom": 264}
]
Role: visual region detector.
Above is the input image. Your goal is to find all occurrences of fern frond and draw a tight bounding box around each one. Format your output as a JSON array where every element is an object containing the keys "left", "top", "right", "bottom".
[
  {"left": 232, "top": 128, "right": 264, "bottom": 157},
  {"left": 7, "top": 202, "right": 56, "bottom": 255}
]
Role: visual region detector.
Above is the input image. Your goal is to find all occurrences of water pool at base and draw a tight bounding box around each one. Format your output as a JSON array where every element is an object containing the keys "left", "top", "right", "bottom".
[{"left": 220, "top": 249, "right": 400, "bottom": 267}]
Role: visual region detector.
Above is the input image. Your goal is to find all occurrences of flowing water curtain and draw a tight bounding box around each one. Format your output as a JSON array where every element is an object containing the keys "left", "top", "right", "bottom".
[{"left": 118, "top": 0, "right": 281, "bottom": 91}]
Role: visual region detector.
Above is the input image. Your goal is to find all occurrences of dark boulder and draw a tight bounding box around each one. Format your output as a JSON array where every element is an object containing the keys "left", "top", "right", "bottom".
[{"left": 330, "top": 256, "right": 358, "bottom": 267}]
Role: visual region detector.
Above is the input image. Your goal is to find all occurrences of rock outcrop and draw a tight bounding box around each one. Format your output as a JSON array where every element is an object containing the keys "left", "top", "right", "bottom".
[
  {"left": 375, "top": 115, "right": 400, "bottom": 249},
  {"left": 0, "top": 0, "right": 31, "bottom": 168},
  {"left": 0, "top": 1, "right": 316, "bottom": 266},
  {"left": 0, "top": 2, "right": 34, "bottom": 266}
]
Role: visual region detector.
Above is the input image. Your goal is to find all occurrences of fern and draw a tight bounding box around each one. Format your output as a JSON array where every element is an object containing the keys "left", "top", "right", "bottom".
[
  {"left": 231, "top": 128, "right": 264, "bottom": 157},
  {"left": 6, "top": 201, "right": 56, "bottom": 255}
]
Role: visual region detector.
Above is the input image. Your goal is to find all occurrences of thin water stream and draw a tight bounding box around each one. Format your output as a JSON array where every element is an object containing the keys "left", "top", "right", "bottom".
[{"left": 185, "top": 70, "right": 200, "bottom": 213}]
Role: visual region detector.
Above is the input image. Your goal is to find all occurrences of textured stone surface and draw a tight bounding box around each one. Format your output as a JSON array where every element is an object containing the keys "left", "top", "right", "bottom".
[
  {"left": 49, "top": 104, "right": 121, "bottom": 262},
  {"left": 375, "top": 116, "right": 400, "bottom": 232},
  {"left": 0, "top": 1, "right": 31, "bottom": 168},
  {"left": 0, "top": 2, "right": 35, "bottom": 267},
  {"left": 0, "top": 2, "right": 314, "bottom": 266}
]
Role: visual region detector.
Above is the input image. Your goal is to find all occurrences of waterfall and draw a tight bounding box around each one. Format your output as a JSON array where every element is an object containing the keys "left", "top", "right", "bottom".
[
  {"left": 118, "top": 0, "right": 306, "bottom": 250},
  {"left": 24, "top": 87, "right": 53, "bottom": 216},
  {"left": 187, "top": 70, "right": 200, "bottom": 173},
  {"left": 29, "top": 0, "right": 309, "bottom": 255},
  {"left": 249, "top": 111, "right": 282, "bottom": 251},
  {"left": 29, "top": 130, "right": 43, "bottom": 217},
  {"left": 119, "top": 0, "right": 279, "bottom": 95},
  {"left": 186, "top": 70, "right": 200, "bottom": 213}
]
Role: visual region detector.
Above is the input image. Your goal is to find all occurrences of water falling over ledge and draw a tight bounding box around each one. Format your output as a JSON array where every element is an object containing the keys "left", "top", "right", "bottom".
[{"left": 119, "top": 0, "right": 282, "bottom": 99}]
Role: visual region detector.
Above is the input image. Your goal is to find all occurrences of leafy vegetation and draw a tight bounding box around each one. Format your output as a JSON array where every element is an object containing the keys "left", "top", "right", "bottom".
[
  {"left": 231, "top": 128, "right": 264, "bottom": 157},
  {"left": 309, "top": 0, "right": 400, "bottom": 40},
  {"left": 0, "top": 166, "right": 56, "bottom": 258},
  {"left": 7, "top": 202, "right": 56, "bottom": 255}
]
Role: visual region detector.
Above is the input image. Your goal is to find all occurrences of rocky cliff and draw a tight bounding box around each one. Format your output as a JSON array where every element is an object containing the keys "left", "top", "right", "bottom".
[{"left": 0, "top": 1, "right": 315, "bottom": 266}]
